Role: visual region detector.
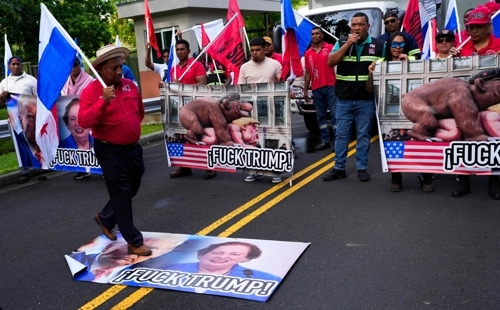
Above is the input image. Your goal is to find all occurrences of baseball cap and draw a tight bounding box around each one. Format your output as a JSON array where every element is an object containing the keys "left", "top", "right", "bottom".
[
  {"left": 384, "top": 10, "right": 399, "bottom": 20},
  {"left": 435, "top": 30, "right": 455, "bottom": 40},
  {"left": 263, "top": 36, "right": 273, "bottom": 45},
  {"left": 466, "top": 6, "right": 491, "bottom": 25}
]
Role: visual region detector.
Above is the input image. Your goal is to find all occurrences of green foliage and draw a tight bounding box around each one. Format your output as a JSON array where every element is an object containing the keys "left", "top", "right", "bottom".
[
  {"left": 0, "top": 109, "right": 6, "bottom": 120},
  {"left": 0, "top": 137, "right": 14, "bottom": 155},
  {"left": 0, "top": 151, "right": 18, "bottom": 175},
  {"left": 141, "top": 124, "right": 163, "bottom": 136}
]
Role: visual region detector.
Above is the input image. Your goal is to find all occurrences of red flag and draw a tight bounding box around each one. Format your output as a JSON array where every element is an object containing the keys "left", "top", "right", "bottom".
[
  {"left": 401, "top": 0, "right": 423, "bottom": 49},
  {"left": 206, "top": 16, "right": 245, "bottom": 82},
  {"left": 200, "top": 23, "right": 211, "bottom": 47},
  {"left": 282, "top": 29, "right": 303, "bottom": 78},
  {"left": 144, "top": 0, "right": 161, "bottom": 58},
  {"left": 227, "top": 0, "right": 245, "bottom": 28}
]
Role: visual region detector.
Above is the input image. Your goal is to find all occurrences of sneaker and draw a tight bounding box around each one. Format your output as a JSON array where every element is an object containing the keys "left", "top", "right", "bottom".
[
  {"left": 245, "top": 174, "right": 263, "bottom": 182},
  {"left": 272, "top": 176, "right": 282, "bottom": 184},
  {"left": 322, "top": 169, "right": 347, "bottom": 182},
  {"left": 358, "top": 170, "right": 371, "bottom": 182},
  {"left": 74, "top": 172, "right": 91, "bottom": 180}
]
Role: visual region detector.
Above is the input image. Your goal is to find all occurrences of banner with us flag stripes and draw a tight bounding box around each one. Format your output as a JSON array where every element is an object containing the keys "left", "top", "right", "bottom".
[{"left": 162, "top": 82, "right": 294, "bottom": 177}]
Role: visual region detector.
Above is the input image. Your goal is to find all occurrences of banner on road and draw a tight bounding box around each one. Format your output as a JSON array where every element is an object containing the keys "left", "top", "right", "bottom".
[{"left": 65, "top": 232, "right": 310, "bottom": 302}]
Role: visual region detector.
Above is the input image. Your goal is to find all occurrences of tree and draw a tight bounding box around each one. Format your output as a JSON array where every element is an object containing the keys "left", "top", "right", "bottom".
[{"left": 0, "top": 0, "right": 115, "bottom": 70}]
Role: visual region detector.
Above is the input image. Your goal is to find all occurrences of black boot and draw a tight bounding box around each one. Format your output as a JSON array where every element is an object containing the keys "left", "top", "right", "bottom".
[
  {"left": 451, "top": 175, "right": 470, "bottom": 197},
  {"left": 419, "top": 173, "right": 435, "bottom": 192},
  {"left": 390, "top": 172, "right": 402, "bottom": 192},
  {"left": 488, "top": 175, "right": 500, "bottom": 200}
]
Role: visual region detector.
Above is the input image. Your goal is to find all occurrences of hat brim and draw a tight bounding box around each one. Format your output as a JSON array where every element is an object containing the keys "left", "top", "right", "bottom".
[
  {"left": 92, "top": 47, "right": 130, "bottom": 68},
  {"left": 436, "top": 34, "right": 455, "bottom": 40},
  {"left": 466, "top": 20, "right": 490, "bottom": 25}
]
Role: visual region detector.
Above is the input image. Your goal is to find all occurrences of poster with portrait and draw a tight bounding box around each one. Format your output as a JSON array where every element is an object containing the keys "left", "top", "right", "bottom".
[
  {"left": 162, "top": 83, "right": 294, "bottom": 177},
  {"left": 65, "top": 232, "right": 310, "bottom": 302},
  {"left": 6, "top": 94, "right": 101, "bottom": 173},
  {"left": 374, "top": 56, "right": 500, "bottom": 175}
]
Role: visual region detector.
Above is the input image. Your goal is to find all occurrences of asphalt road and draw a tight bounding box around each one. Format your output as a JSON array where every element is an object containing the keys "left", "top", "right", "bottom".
[{"left": 1, "top": 115, "right": 500, "bottom": 309}]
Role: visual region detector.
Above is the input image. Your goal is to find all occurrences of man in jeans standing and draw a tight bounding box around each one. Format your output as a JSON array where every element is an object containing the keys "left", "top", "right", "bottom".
[
  {"left": 304, "top": 27, "right": 337, "bottom": 152},
  {"left": 323, "top": 12, "right": 385, "bottom": 182}
]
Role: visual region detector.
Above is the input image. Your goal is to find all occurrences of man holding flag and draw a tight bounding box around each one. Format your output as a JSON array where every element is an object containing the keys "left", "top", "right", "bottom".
[{"left": 0, "top": 56, "right": 38, "bottom": 183}]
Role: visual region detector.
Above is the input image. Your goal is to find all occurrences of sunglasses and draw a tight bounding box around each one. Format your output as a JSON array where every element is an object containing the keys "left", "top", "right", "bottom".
[
  {"left": 436, "top": 37, "right": 453, "bottom": 43},
  {"left": 384, "top": 18, "right": 397, "bottom": 25},
  {"left": 390, "top": 41, "right": 406, "bottom": 48}
]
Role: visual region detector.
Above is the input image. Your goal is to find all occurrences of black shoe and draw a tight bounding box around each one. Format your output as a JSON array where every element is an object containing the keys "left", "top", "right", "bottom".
[
  {"left": 488, "top": 176, "right": 500, "bottom": 200},
  {"left": 74, "top": 172, "right": 91, "bottom": 180},
  {"left": 170, "top": 167, "right": 193, "bottom": 178},
  {"left": 314, "top": 141, "right": 330, "bottom": 152},
  {"left": 323, "top": 169, "right": 346, "bottom": 182},
  {"left": 203, "top": 170, "right": 217, "bottom": 179},
  {"left": 358, "top": 170, "right": 371, "bottom": 182},
  {"left": 18, "top": 175, "right": 30, "bottom": 184},
  {"left": 419, "top": 173, "right": 435, "bottom": 192},
  {"left": 390, "top": 172, "right": 402, "bottom": 192},
  {"left": 451, "top": 175, "right": 470, "bottom": 197}
]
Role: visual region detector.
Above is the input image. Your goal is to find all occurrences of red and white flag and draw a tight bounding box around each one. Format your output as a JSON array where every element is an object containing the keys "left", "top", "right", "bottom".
[{"left": 144, "top": 0, "right": 161, "bottom": 58}]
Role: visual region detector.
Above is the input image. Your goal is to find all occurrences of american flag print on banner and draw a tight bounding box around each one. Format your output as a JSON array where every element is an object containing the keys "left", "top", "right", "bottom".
[
  {"left": 384, "top": 141, "right": 492, "bottom": 175},
  {"left": 167, "top": 143, "right": 236, "bottom": 172}
]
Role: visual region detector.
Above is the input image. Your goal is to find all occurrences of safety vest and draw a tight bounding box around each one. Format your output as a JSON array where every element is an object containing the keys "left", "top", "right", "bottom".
[
  {"left": 206, "top": 69, "right": 226, "bottom": 85},
  {"left": 335, "top": 37, "right": 385, "bottom": 100}
]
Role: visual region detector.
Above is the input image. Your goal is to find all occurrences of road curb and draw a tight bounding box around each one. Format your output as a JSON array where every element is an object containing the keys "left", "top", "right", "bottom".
[{"left": 0, "top": 131, "right": 165, "bottom": 188}]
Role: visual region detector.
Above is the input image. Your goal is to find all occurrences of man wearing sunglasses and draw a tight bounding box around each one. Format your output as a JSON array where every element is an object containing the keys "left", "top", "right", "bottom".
[{"left": 379, "top": 10, "right": 421, "bottom": 60}]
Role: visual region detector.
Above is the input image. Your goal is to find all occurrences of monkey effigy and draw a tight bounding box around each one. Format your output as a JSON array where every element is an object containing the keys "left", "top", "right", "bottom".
[
  {"left": 402, "top": 76, "right": 500, "bottom": 141},
  {"left": 179, "top": 93, "right": 254, "bottom": 146}
]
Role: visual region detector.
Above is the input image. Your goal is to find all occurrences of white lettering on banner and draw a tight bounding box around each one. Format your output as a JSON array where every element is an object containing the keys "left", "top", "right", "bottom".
[
  {"left": 110, "top": 268, "right": 278, "bottom": 296},
  {"left": 444, "top": 141, "right": 500, "bottom": 171},
  {"left": 48, "top": 148, "right": 100, "bottom": 168},
  {"left": 208, "top": 146, "right": 293, "bottom": 172}
]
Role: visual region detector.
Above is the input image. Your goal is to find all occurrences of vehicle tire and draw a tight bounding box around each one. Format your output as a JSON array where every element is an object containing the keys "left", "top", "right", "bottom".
[{"left": 304, "top": 114, "right": 319, "bottom": 133}]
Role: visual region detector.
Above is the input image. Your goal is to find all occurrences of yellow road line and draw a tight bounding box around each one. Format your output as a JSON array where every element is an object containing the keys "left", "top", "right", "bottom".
[{"left": 79, "top": 137, "right": 373, "bottom": 309}]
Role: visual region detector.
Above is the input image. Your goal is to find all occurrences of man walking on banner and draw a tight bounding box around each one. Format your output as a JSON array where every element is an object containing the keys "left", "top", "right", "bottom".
[
  {"left": 0, "top": 56, "right": 39, "bottom": 184},
  {"left": 304, "top": 26, "right": 337, "bottom": 153},
  {"left": 324, "top": 12, "right": 385, "bottom": 182},
  {"left": 79, "top": 44, "right": 152, "bottom": 257}
]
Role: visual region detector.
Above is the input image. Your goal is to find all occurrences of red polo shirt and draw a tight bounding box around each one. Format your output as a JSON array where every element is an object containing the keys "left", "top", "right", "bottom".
[
  {"left": 170, "top": 58, "right": 206, "bottom": 84},
  {"left": 460, "top": 34, "right": 500, "bottom": 56},
  {"left": 304, "top": 41, "right": 336, "bottom": 90},
  {"left": 79, "top": 78, "right": 144, "bottom": 145}
]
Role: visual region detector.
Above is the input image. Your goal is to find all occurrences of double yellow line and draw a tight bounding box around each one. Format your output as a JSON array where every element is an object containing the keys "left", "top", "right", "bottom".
[{"left": 79, "top": 138, "right": 371, "bottom": 309}]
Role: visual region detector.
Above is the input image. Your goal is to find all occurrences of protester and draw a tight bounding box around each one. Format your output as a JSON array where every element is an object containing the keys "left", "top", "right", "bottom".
[
  {"left": 168, "top": 39, "right": 216, "bottom": 180},
  {"left": 458, "top": 5, "right": 500, "bottom": 56},
  {"left": 61, "top": 57, "right": 95, "bottom": 180},
  {"left": 79, "top": 44, "right": 152, "bottom": 256},
  {"left": 379, "top": 10, "right": 421, "bottom": 59},
  {"left": 0, "top": 56, "right": 39, "bottom": 183},
  {"left": 145, "top": 43, "right": 170, "bottom": 81},
  {"left": 238, "top": 36, "right": 283, "bottom": 183},
  {"left": 263, "top": 36, "right": 284, "bottom": 67},
  {"left": 380, "top": 33, "right": 434, "bottom": 192},
  {"left": 434, "top": 30, "right": 459, "bottom": 59},
  {"left": 122, "top": 60, "right": 138, "bottom": 86},
  {"left": 450, "top": 7, "right": 500, "bottom": 200},
  {"left": 324, "top": 12, "right": 385, "bottom": 182},
  {"left": 304, "top": 26, "right": 337, "bottom": 152},
  {"left": 457, "top": 8, "right": 474, "bottom": 45}
]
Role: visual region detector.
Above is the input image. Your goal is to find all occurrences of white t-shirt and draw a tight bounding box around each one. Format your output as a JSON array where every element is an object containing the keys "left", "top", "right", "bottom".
[
  {"left": 153, "top": 63, "right": 168, "bottom": 81},
  {"left": 238, "top": 57, "right": 282, "bottom": 84},
  {"left": 0, "top": 72, "right": 37, "bottom": 95}
]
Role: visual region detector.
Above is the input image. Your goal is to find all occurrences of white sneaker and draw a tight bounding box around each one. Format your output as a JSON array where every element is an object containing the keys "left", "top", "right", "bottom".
[
  {"left": 245, "top": 174, "right": 263, "bottom": 182},
  {"left": 272, "top": 176, "right": 282, "bottom": 184}
]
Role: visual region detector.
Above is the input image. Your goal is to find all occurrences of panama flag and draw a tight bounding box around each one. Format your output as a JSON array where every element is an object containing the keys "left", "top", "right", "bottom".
[
  {"left": 419, "top": 3, "right": 435, "bottom": 59},
  {"left": 38, "top": 3, "right": 79, "bottom": 166},
  {"left": 4, "top": 34, "right": 12, "bottom": 78},
  {"left": 443, "top": 0, "right": 459, "bottom": 31},
  {"left": 166, "top": 27, "right": 179, "bottom": 82},
  {"left": 281, "top": 0, "right": 305, "bottom": 78}
]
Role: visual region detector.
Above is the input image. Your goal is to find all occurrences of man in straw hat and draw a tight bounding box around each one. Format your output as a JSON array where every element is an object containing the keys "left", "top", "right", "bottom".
[{"left": 78, "top": 44, "right": 152, "bottom": 256}]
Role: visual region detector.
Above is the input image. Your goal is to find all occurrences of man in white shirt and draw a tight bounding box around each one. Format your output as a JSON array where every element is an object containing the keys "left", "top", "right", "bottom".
[
  {"left": 238, "top": 37, "right": 282, "bottom": 84},
  {"left": 0, "top": 56, "right": 39, "bottom": 184},
  {"left": 144, "top": 43, "right": 169, "bottom": 81}
]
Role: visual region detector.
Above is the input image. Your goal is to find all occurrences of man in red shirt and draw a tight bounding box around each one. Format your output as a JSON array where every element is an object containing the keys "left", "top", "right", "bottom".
[
  {"left": 79, "top": 45, "right": 152, "bottom": 256},
  {"left": 459, "top": 5, "right": 500, "bottom": 56},
  {"left": 304, "top": 27, "right": 337, "bottom": 152},
  {"left": 263, "top": 36, "right": 284, "bottom": 67}
]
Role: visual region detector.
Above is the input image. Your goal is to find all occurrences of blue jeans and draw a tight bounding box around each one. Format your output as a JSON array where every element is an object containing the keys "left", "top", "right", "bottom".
[
  {"left": 334, "top": 98, "right": 375, "bottom": 170},
  {"left": 312, "top": 86, "right": 337, "bottom": 143}
]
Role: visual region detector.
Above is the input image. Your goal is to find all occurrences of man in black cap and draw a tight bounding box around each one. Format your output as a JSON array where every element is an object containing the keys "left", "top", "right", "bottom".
[{"left": 379, "top": 10, "right": 421, "bottom": 59}]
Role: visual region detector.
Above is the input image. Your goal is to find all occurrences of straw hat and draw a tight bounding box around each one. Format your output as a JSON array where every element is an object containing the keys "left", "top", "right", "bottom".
[{"left": 92, "top": 44, "right": 129, "bottom": 68}]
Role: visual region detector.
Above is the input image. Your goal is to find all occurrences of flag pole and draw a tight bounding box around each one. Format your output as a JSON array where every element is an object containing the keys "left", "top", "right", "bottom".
[
  {"left": 178, "top": 13, "right": 239, "bottom": 82},
  {"left": 293, "top": 10, "right": 338, "bottom": 41}
]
